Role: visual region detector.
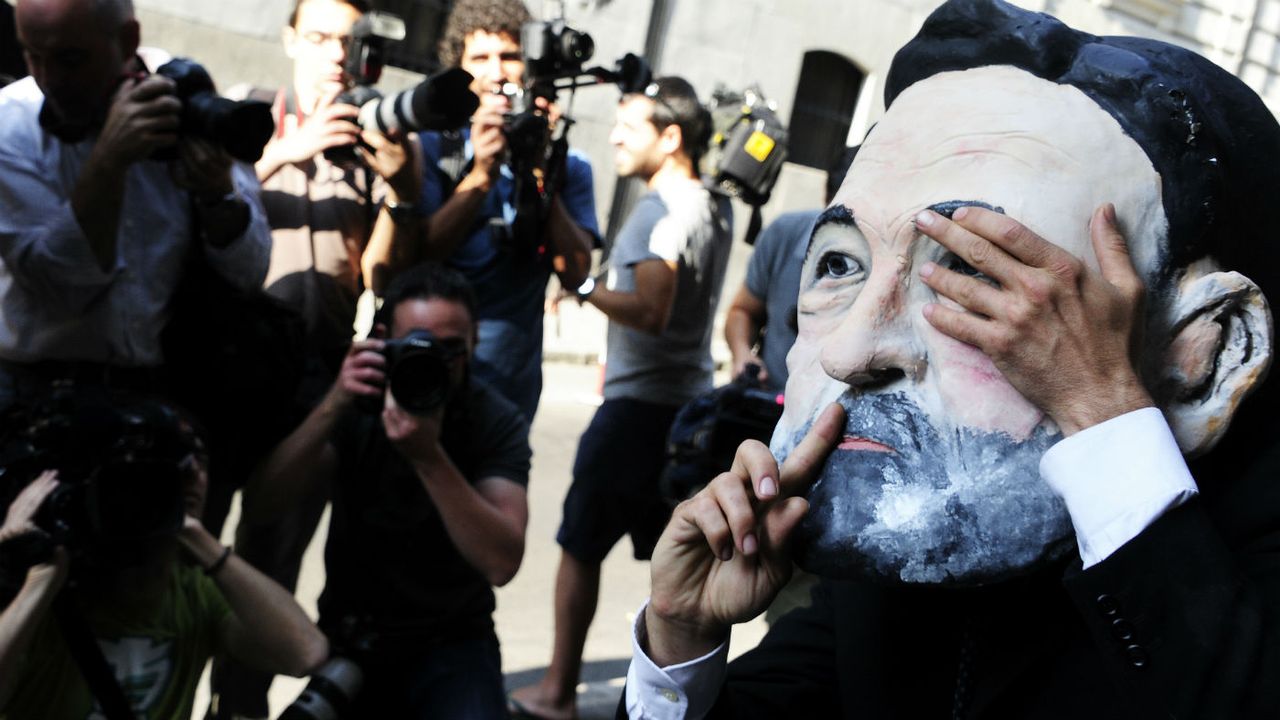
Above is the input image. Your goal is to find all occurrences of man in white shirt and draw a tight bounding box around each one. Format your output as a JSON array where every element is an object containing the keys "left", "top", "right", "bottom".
[
  {"left": 623, "top": 0, "right": 1280, "bottom": 717},
  {"left": 0, "top": 0, "right": 270, "bottom": 405}
]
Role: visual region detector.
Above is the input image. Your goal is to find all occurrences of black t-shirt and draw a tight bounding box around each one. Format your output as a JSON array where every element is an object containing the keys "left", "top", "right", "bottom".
[{"left": 317, "top": 379, "right": 531, "bottom": 640}]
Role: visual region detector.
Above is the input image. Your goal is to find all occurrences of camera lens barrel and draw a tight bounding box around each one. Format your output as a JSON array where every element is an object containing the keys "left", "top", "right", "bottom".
[{"left": 279, "top": 657, "right": 363, "bottom": 720}]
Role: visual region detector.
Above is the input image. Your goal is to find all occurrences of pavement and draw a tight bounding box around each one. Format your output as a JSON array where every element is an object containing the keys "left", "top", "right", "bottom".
[{"left": 193, "top": 361, "right": 767, "bottom": 719}]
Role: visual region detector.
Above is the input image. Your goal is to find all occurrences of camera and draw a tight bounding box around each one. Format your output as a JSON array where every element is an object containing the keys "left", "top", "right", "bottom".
[
  {"left": 360, "top": 330, "right": 467, "bottom": 415},
  {"left": 660, "top": 365, "right": 785, "bottom": 504},
  {"left": 522, "top": 19, "right": 595, "bottom": 82},
  {"left": 495, "top": 19, "right": 651, "bottom": 255},
  {"left": 154, "top": 58, "right": 274, "bottom": 163},
  {"left": 278, "top": 657, "right": 363, "bottom": 720},
  {"left": 0, "top": 389, "right": 198, "bottom": 577},
  {"left": 325, "top": 12, "right": 479, "bottom": 167}
]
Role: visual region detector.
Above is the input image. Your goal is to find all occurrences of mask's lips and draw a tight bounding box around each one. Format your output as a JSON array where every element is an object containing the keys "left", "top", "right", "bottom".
[{"left": 838, "top": 435, "right": 896, "bottom": 453}]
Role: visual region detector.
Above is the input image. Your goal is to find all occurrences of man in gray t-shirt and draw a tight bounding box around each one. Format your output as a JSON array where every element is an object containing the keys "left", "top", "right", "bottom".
[{"left": 507, "top": 77, "right": 732, "bottom": 720}]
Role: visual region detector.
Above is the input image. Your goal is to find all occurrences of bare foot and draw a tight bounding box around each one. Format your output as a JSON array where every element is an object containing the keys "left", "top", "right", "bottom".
[{"left": 507, "top": 683, "right": 577, "bottom": 720}]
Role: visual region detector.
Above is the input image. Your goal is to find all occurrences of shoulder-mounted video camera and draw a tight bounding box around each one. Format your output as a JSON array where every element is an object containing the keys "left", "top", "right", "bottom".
[
  {"left": 660, "top": 365, "right": 785, "bottom": 505},
  {"left": 708, "top": 85, "right": 789, "bottom": 245},
  {"left": 496, "top": 18, "right": 651, "bottom": 257},
  {"left": 325, "top": 11, "right": 479, "bottom": 168}
]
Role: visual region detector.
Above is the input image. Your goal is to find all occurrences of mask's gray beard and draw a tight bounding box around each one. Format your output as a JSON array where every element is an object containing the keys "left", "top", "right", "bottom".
[{"left": 778, "top": 392, "right": 1074, "bottom": 585}]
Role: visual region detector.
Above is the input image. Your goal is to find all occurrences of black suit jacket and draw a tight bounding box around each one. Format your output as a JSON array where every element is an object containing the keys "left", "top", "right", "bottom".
[{"left": 623, "top": 441, "right": 1280, "bottom": 719}]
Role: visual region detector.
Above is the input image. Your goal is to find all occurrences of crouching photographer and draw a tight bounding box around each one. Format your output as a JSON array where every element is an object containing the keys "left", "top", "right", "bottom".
[
  {"left": 242, "top": 263, "right": 532, "bottom": 718},
  {"left": 0, "top": 390, "right": 327, "bottom": 720}
]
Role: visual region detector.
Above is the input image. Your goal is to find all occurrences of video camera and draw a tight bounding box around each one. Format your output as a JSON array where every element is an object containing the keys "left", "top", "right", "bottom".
[
  {"left": 707, "top": 85, "right": 789, "bottom": 245},
  {"left": 501, "top": 19, "right": 650, "bottom": 161},
  {"left": 153, "top": 57, "right": 274, "bottom": 163},
  {"left": 0, "top": 388, "right": 198, "bottom": 580},
  {"left": 495, "top": 18, "right": 651, "bottom": 255},
  {"left": 359, "top": 329, "right": 468, "bottom": 416},
  {"left": 325, "top": 11, "right": 479, "bottom": 166},
  {"left": 660, "top": 365, "right": 785, "bottom": 504}
]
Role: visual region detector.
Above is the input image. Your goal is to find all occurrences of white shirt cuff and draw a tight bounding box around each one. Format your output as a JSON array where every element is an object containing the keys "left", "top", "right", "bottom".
[
  {"left": 625, "top": 599, "right": 729, "bottom": 720},
  {"left": 1040, "top": 407, "right": 1198, "bottom": 568}
]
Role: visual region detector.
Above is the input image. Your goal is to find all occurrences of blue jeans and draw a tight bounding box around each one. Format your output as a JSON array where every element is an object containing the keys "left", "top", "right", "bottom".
[{"left": 350, "top": 631, "right": 507, "bottom": 719}]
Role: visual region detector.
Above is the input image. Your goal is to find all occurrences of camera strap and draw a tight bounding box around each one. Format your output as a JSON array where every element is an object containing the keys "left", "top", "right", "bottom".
[
  {"left": 53, "top": 588, "right": 138, "bottom": 720},
  {"left": 435, "top": 129, "right": 471, "bottom": 196}
]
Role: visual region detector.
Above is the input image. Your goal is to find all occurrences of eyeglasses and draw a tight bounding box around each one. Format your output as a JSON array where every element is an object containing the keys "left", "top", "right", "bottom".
[{"left": 299, "top": 31, "right": 352, "bottom": 49}]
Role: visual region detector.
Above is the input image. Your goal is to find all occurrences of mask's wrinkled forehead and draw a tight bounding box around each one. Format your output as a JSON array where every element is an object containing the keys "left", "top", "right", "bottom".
[{"left": 886, "top": 0, "right": 1280, "bottom": 301}]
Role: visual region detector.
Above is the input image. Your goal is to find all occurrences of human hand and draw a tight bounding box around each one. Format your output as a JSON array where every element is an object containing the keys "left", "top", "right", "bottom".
[
  {"left": 731, "top": 355, "right": 768, "bottom": 386},
  {"left": 916, "top": 204, "right": 1153, "bottom": 436},
  {"left": 358, "top": 128, "right": 420, "bottom": 200},
  {"left": 95, "top": 73, "right": 182, "bottom": 170},
  {"left": 1, "top": 471, "right": 69, "bottom": 588},
  {"left": 328, "top": 339, "right": 386, "bottom": 407},
  {"left": 0, "top": 470, "right": 58, "bottom": 544},
  {"left": 381, "top": 391, "right": 445, "bottom": 465},
  {"left": 171, "top": 138, "right": 235, "bottom": 197},
  {"left": 266, "top": 89, "right": 361, "bottom": 167},
  {"left": 470, "top": 108, "right": 507, "bottom": 178},
  {"left": 645, "top": 403, "right": 844, "bottom": 666},
  {"left": 533, "top": 95, "right": 563, "bottom": 134}
]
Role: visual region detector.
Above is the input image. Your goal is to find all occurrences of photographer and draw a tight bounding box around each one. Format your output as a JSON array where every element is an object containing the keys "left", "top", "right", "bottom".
[
  {"left": 243, "top": 262, "right": 531, "bottom": 718},
  {"left": 412, "top": 0, "right": 599, "bottom": 422},
  {"left": 0, "top": 397, "right": 328, "bottom": 720},
  {"left": 0, "top": 0, "right": 270, "bottom": 407},
  {"left": 207, "top": 1, "right": 425, "bottom": 715}
]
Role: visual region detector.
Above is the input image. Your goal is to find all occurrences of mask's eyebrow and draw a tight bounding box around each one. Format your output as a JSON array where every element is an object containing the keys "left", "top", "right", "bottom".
[
  {"left": 926, "top": 200, "right": 1005, "bottom": 219},
  {"left": 805, "top": 204, "right": 856, "bottom": 259}
]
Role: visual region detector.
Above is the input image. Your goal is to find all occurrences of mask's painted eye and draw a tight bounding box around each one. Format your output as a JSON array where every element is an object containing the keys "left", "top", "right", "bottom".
[
  {"left": 944, "top": 254, "right": 998, "bottom": 287},
  {"left": 817, "top": 252, "right": 862, "bottom": 280}
]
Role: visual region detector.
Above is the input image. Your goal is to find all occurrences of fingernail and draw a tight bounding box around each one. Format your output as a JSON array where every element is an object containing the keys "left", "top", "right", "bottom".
[
  {"left": 743, "top": 533, "right": 758, "bottom": 555},
  {"left": 1104, "top": 203, "right": 1117, "bottom": 224},
  {"left": 919, "top": 262, "right": 936, "bottom": 279},
  {"left": 914, "top": 210, "right": 935, "bottom": 228},
  {"left": 721, "top": 546, "right": 734, "bottom": 562},
  {"left": 953, "top": 206, "right": 970, "bottom": 221},
  {"left": 922, "top": 303, "right": 936, "bottom": 319},
  {"left": 759, "top": 476, "right": 778, "bottom": 497}
]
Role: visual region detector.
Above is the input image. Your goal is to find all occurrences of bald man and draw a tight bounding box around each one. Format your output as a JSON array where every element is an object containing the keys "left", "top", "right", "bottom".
[{"left": 0, "top": 0, "right": 269, "bottom": 405}]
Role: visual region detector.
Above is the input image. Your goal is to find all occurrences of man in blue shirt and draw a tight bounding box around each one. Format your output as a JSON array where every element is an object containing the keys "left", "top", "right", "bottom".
[{"left": 416, "top": 0, "right": 598, "bottom": 422}]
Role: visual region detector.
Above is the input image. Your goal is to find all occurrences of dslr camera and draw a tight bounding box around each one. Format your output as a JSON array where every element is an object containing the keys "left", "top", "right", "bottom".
[
  {"left": 361, "top": 330, "right": 468, "bottom": 415},
  {"left": 154, "top": 57, "right": 275, "bottom": 163},
  {"left": 325, "top": 11, "right": 479, "bottom": 167},
  {"left": 0, "top": 389, "right": 198, "bottom": 580}
]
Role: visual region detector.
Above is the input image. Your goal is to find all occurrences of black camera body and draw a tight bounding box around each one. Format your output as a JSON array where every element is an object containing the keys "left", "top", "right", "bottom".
[
  {"left": 153, "top": 58, "right": 274, "bottom": 163},
  {"left": 359, "top": 329, "right": 467, "bottom": 416}
]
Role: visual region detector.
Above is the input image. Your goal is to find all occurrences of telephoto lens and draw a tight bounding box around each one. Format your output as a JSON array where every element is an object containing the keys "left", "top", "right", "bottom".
[{"left": 278, "top": 657, "right": 363, "bottom": 720}]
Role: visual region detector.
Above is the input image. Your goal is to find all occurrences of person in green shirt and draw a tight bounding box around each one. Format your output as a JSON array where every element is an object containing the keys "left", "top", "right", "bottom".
[{"left": 0, "top": 398, "right": 329, "bottom": 720}]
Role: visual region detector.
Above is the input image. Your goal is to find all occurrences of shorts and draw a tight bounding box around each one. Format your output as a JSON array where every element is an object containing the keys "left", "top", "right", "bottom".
[{"left": 557, "top": 397, "right": 680, "bottom": 563}]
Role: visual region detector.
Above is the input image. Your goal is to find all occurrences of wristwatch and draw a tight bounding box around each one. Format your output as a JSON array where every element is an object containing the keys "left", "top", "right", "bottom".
[
  {"left": 384, "top": 199, "right": 419, "bottom": 226},
  {"left": 575, "top": 276, "right": 596, "bottom": 304}
]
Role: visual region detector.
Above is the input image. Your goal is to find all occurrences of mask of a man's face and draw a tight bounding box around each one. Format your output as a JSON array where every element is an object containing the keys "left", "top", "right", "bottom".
[{"left": 772, "top": 65, "right": 1174, "bottom": 584}]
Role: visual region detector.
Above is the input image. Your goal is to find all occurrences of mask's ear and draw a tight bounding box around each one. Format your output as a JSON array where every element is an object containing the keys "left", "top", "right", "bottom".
[{"left": 1158, "top": 266, "right": 1273, "bottom": 457}]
